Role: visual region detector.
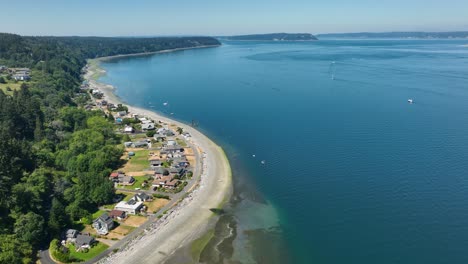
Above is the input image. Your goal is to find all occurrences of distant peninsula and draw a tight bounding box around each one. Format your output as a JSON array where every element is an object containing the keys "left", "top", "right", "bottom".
[
  {"left": 223, "top": 33, "right": 318, "bottom": 41},
  {"left": 317, "top": 31, "right": 468, "bottom": 39}
]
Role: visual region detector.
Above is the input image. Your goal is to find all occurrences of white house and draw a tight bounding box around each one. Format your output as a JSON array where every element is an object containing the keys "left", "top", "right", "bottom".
[
  {"left": 124, "top": 125, "right": 134, "bottom": 133},
  {"left": 92, "top": 213, "right": 114, "bottom": 235},
  {"left": 114, "top": 199, "right": 143, "bottom": 215},
  {"left": 141, "top": 122, "right": 155, "bottom": 130}
]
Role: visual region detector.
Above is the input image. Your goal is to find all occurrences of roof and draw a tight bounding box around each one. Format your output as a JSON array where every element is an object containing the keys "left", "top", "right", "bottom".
[
  {"left": 166, "top": 180, "right": 179, "bottom": 186},
  {"left": 115, "top": 200, "right": 143, "bottom": 210},
  {"left": 110, "top": 172, "right": 119, "bottom": 178},
  {"left": 165, "top": 146, "right": 183, "bottom": 152},
  {"left": 133, "top": 141, "right": 148, "bottom": 146},
  {"left": 119, "top": 176, "right": 134, "bottom": 183},
  {"left": 153, "top": 167, "right": 166, "bottom": 174},
  {"left": 109, "top": 210, "right": 126, "bottom": 218},
  {"left": 75, "top": 235, "right": 94, "bottom": 247},
  {"left": 173, "top": 157, "right": 189, "bottom": 163},
  {"left": 150, "top": 160, "right": 163, "bottom": 165},
  {"left": 134, "top": 192, "right": 151, "bottom": 200},
  {"left": 169, "top": 168, "right": 182, "bottom": 174},
  {"left": 142, "top": 123, "right": 155, "bottom": 130},
  {"left": 94, "top": 213, "right": 113, "bottom": 226}
]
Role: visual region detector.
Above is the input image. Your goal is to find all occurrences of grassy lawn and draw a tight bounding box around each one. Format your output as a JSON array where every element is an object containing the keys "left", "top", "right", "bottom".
[
  {"left": 123, "top": 215, "right": 148, "bottom": 227},
  {"left": 92, "top": 209, "right": 106, "bottom": 219},
  {"left": 176, "top": 138, "right": 187, "bottom": 147},
  {"left": 130, "top": 133, "right": 148, "bottom": 140},
  {"left": 123, "top": 149, "right": 150, "bottom": 172},
  {"left": 68, "top": 242, "right": 109, "bottom": 262},
  {"left": 0, "top": 81, "right": 22, "bottom": 94},
  {"left": 120, "top": 175, "right": 151, "bottom": 190},
  {"left": 116, "top": 190, "right": 135, "bottom": 201},
  {"left": 111, "top": 224, "right": 136, "bottom": 236},
  {"left": 190, "top": 229, "right": 214, "bottom": 262}
]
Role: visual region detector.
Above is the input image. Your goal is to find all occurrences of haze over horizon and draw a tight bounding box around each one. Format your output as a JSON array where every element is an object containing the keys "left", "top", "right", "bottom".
[{"left": 0, "top": 0, "right": 467, "bottom": 37}]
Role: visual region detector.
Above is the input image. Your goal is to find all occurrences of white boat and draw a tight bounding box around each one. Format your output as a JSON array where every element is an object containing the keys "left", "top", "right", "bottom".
[
  {"left": 261, "top": 160, "right": 265, "bottom": 164},
  {"left": 252, "top": 154, "right": 256, "bottom": 158},
  {"left": 163, "top": 102, "right": 168, "bottom": 106},
  {"left": 408, "top": 99, "right": 414, "bottom": 104}
]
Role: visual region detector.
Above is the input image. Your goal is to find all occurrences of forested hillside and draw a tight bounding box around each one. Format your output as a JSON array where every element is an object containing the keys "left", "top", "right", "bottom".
[{"left": 0, "top": 33, "right": 220, "bottom": 263}]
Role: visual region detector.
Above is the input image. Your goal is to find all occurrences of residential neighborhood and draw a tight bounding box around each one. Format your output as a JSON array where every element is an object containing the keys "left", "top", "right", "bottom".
[{"left": 54, "top": 89, "right": 200, "bottom": 262}]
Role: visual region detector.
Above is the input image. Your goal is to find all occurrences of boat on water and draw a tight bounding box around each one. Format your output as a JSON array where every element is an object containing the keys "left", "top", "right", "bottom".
[
  {"left": 261, "top": 160, "right": 265, "bottom": 164},
  {"left": 163, "top": 102, "right": 168, "bottom": 106},
  {"left": 408, "top": 99, "right": 414, "bottom": 104}
]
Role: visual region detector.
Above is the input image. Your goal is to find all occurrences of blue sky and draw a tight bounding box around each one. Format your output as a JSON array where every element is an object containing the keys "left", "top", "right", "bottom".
[{"left": 0, "top": 0, "right": 467, "bottom": 36}]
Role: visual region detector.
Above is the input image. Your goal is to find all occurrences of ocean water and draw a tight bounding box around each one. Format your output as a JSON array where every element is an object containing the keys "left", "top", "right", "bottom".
[{"left": 99, "top": 39, "right": 468, "bottom": 264}]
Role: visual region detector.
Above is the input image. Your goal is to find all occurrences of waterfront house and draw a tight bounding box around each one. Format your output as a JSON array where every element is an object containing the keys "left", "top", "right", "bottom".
[
  {"left": 124, "top": 141, "right": 133, "bottom": 147},
  {"left": 118, "top": 111, "right": 127, "bottom": 117},
  {"left": 132, "top": 141, "right": 148, "bottom": 148},
  {"left": 13, "top": 73, "right": 30, "bottom": 81},
  {"left": 167, "top": 140, "right": 176, "bottom": 146},
  {"left": 109, "top": 171, "right": 125, "bottom": 182},
  {"left": 92, "top": 213, "right": 114, "bottom": 235},
  {"left": 173, "top": 157, "right": 189, "bottom": 168},
  {"left": 124, "top": 125, "right": 134, "bottom": 133},
  {"left": 150, "top": 159, "right": 163, "bottom": 169},
  {"left": 182, "top": 132, "right": 192, "bottom": 140},
  {"left": 165, "top": 145, "right": 184, "bottom": 154},
  {"left": 134, "top": 192, "right": 152, "bottom": 202},
  {"left": 169, "top": 167, "right": 185, "bottom": 176},
  {"left": 118, "top": 175, "right": 135, "bottom": 186},
  {"left": 153, "top": 167, "right": 166, "bottom": 176},
  {"left": 75, "top": 234, "right": 95, "bottom": 251},
  {"left": 142, "top": 122, "right": 155, "bottom": 130},
  {"left": 152, "top": 175, "right": 173, "bottom": 187},
  {"left": 109, "top": 210, "right": 126, "bottom": 221},
  {"left": 157, "top": 127, "right": 175, "bottom": 136},
  {"left": 65, "top": 229, "right": 78, "bottom": 241},
  {"left": 153, "top": 134, "right": 166, "bottom": 141},
  {"left": 114, "top": 199, "right": 143, "bottom": 215},
  {"left": 165, "top": 179, "right": 180, "bottom": 189}
]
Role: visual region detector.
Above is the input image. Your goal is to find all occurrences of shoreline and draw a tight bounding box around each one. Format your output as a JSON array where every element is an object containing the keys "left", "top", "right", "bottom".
[
  {"left": 97, "top": 44, "right": 220, "bottom": 61},
  {"left": 84, "top": 46, "right": 233, "bottom": 264}
]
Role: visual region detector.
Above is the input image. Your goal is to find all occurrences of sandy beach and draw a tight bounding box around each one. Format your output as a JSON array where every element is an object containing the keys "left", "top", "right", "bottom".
[{"left": 84, "top": 47, "right": 232, "bottom": 264}]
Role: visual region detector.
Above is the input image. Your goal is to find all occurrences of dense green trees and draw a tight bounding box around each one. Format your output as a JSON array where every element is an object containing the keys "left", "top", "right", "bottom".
[{"left": 0, "top": 32, "right": 220, "bottom": 263}]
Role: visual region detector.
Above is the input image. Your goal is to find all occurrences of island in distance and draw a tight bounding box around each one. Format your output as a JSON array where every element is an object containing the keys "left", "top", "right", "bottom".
[
  {"left": 222, "top": 32, "right": 318, "bottom": 41},
  {"left": 317, "top": 31, "right": 468, "bottom": 39}
]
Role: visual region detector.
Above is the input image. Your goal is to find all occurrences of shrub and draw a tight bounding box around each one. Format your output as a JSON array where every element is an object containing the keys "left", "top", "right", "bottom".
[
  {"left": 50, "top": 239, "right": 76, "bottom": 263},
  {"left": 146, "top": 130, "right": 156, "bottom": 137},
  {"left": 152, "top": 193, "right": 170, "bottom": 200}
]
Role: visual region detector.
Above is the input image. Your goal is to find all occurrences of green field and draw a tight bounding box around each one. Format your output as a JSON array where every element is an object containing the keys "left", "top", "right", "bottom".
[
  {"left": 0, "top": 81, "right": 22, "bottom": 94},
  {"left": 130, "top": 133, "right": 148, "bottom": 140},
  {"left": 92, "top": 209, "right": 106, "bottom": 219},
  {"left": 124, "top": 149, "right": 150, "bottom": 171},
  {"left": 176, "top": 138, "right": 187, "bottom": 147},
  {"left": 68, "top": 242, "right": 109, "bottom": 261}
]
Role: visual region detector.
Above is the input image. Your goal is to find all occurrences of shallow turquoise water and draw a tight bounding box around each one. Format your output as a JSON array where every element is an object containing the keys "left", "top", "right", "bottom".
[{"left": 100, "top": 39, "right": 468, "bottom": 263}]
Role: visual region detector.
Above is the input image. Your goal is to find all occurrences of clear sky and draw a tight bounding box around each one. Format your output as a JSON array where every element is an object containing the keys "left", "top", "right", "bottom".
[{"left": 1, "top": 0, "right": 467, "bottom": 36}]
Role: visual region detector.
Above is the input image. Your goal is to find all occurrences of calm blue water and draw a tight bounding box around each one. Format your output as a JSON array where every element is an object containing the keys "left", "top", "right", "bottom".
[{"left": 100, "top": 40, "right": 468, "bottom": 264}]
